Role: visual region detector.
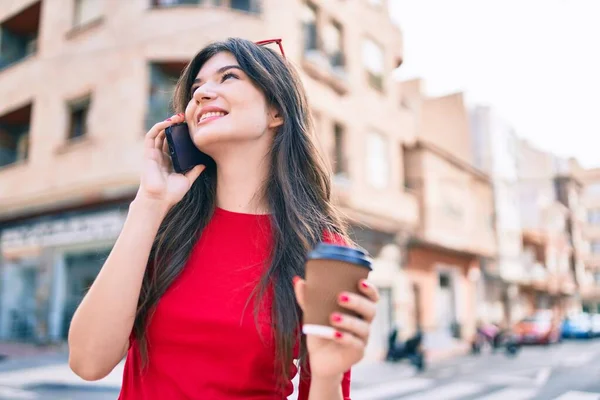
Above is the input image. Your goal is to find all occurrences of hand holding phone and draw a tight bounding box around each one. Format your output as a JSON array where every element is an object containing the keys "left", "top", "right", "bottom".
[
  {"left": 137, "top": 115, "right": 206, "bottom": 210},
  {"left": 165, "top": 123, "right": 214, "bottom": 174}
]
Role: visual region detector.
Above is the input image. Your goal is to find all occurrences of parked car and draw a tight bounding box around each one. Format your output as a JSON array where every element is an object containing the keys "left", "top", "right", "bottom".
[
  {"left": 514, "top": 311, "right": 561, "bottom": 345},
  {"left": 591, "top": 314, "right": 600, "bottom": 337},
  {"left": 561, "top": 313, "right": 593, "bottom": 339}
]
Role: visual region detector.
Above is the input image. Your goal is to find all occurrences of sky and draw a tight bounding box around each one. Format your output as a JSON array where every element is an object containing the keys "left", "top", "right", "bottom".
[{"left": 388, "top": 0, "right": 600, "bottom": 168}]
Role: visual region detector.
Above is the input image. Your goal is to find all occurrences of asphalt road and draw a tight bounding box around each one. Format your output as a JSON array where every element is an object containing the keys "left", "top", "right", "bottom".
[
  {"left": 352, "top": 339, "right": 600, "bottom": 400},
  {"left": 1, "top": 339, "right": 600, "bottom": 399}
]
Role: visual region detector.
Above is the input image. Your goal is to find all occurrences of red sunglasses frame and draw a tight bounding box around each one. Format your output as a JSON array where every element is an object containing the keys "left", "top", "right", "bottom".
[{"left": 255, "top": 38, "right": 286, "bottom": 59}]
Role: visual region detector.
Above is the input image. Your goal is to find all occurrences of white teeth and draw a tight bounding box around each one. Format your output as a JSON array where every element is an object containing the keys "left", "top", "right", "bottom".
[{"left": 199, "top": 111, "right": 226, "bottom": 122}]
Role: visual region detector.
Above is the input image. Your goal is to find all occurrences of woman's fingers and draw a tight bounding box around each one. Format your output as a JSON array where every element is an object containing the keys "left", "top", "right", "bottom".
[
  {"left": 183, "top": 164, "right": 206, "bottom": 184},
  {"left": 329, "top": 330, "right": 366, "bottom": 353},
  {"left": 144, "top": 113, "right": 185, "bottom": 153},
  {"left": 330, "top": 313, "right": 370, "bottom": 342},
  {"left": 358, "top": 280, "right": 380, "bottom": 303},
  {"left": 338, "top": 291, "right": 377, "bottom": 323}
]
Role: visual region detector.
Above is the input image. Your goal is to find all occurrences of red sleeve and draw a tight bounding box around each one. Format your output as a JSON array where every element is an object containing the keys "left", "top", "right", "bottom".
[
  {"left": 322, "top": 230, "right": 348, "bottom": 246},
  {"left": 297, "top": 357, "right": 351, "bottom": 400}
]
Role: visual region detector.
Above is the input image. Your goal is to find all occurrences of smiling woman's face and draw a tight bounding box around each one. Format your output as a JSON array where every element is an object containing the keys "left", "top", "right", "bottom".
[{"left": 184, "top": 51, "right": 280, "bottom": 154}]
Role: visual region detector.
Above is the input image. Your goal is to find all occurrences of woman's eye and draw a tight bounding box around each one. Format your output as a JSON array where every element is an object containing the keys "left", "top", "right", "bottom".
[{"left": 221, "top": 72, "right": 238, "bottom": 82}]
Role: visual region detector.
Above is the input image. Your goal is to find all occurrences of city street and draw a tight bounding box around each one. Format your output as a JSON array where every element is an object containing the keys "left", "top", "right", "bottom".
[
  {"left": 352, "top": 339, "right": 600, "bottom": 400},
  {"left": 0, "top": 340, "right": 599, "bottom": 399}
]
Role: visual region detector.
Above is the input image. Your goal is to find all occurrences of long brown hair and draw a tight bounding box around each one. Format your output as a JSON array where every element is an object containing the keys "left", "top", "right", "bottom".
[{"left": 133, "top": 37, "right": 349, "bottom": 387}]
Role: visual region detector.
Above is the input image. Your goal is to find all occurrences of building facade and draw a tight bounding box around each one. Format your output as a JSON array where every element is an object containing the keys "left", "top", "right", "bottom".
[
  {"left": 0, "top": 0, "right": 417, "bottom": 360},
  {"left": 401, "top": 82, "right": 496, "bottom": 348},
  {"left": 469, "top": 105, "right": 524, "bottom": 324},
  {"left": 582, "top": 168, "right": 600, "bottom": 311},
  {"left": 516, "top": 140, "right": 578, "bottom": 318}
]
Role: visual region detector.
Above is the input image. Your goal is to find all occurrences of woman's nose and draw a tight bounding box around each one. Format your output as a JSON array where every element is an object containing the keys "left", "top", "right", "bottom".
[{"left": 192, "top": 84, "right": 217, "bottom": 104}]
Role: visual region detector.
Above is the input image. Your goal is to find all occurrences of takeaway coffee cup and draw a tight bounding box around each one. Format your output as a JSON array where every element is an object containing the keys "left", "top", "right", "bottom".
[{"left": 302, "top": 242, "right": 373, "bottom": 338}]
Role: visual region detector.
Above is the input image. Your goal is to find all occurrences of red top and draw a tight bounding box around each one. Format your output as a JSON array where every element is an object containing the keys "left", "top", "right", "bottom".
[{"left": 119, "top": 207, "right": 351, "bottom": 399}]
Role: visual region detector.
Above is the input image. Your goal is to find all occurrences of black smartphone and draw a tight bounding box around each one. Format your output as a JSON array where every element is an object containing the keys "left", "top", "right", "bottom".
[{"left": 164, "top": 123, "right": 213, "bottom": 174}]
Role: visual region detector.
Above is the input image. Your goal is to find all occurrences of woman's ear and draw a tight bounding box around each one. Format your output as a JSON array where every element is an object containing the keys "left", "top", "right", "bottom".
[{"left": 268, "top": 108, "right": 284, "bottom": 129}]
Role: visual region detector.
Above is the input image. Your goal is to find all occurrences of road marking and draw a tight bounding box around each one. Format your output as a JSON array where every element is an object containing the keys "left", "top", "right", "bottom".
[
  {"left": 552, "top": 391, "right": 600, "bottom": 400},
  {"left": 0, "top": 386, "right": 37, "bottom": 399},
  {"left": 351, "top": 378, "right": 433, "bottom": 400},
  {"left": 485, "top": 367, "right": 551, "bottom": 387},
  {"left": 561, "top": 352, "right": 598, "bottom": 367},
  {"left": 535, "top": 367, "right": 552, "bottom": 386},
  {"left": 474, "top": 388, "right": 537, "bottom": 400},
  {"left": 402, "top": 382, "right": 484, "bottom": 400}
]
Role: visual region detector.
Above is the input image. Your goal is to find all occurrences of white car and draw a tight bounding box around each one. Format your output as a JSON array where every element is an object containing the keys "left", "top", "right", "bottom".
[{"left": 591, "top": 314, "right": 600, "bottom": 337}]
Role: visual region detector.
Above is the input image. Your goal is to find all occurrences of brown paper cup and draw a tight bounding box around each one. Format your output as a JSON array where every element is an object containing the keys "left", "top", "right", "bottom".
[{"left": 302, "top": 243, "right": 372, "bottom": 338}]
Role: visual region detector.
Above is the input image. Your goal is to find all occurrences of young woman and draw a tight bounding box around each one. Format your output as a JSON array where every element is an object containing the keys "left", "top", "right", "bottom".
[{"left": 68, "top": 37, "right": 379, "bottom": 400}]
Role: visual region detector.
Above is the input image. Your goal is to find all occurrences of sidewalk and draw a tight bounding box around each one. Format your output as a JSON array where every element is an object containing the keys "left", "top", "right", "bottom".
[{"left": 0, "top": 351, "right": 122, "bottom": 392}]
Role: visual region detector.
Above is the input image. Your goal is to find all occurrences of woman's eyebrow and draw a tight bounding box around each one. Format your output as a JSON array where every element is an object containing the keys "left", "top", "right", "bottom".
[{"left": 193, "top": 65, "right": 243, "bottom": 85}]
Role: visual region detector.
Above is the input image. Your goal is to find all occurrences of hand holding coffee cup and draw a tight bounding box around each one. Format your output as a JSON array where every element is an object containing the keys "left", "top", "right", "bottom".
[{"left": 299, "top": 243, "right": 374, "bottom": 339}]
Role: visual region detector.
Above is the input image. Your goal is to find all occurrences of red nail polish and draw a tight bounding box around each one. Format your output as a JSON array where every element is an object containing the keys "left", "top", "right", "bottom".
[
  {"left": 339, "top": 294, "right": 349, "bottom": 303},
  {"left": 165, "top": 118, "right": 171, "bottom": 121},
  {"left": 293, "top": 276, "right": 301, "bottom": 285},
  {"left": 361, "top": 281, "right": 369, "bottom": 289},
  {"left": 332, "top": 313, "right": 342, "bottom": 323},
  {"left": 334, "top": 331, "right": 343, "bottom": 339}
]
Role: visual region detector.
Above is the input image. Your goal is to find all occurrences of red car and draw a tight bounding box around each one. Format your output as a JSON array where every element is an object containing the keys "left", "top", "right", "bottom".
[{"left": 514, "top": 311, "right": 561, "bottom": 345}]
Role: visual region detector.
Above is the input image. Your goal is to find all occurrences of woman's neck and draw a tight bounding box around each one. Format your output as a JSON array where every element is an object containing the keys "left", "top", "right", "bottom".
[{"left": 214, "top": 142, "right": 271, "bottom": 215}]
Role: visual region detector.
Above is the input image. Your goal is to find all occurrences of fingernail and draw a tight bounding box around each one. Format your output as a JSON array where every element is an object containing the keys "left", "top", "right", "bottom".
[
  {"left": 332, "top": 313, "right": 342, "bottom": 323},
  {"left": 339, "top": 294, "right": 349, "bottom": 303},
  {"left": 334, "top": 331, "right": 343, "bottom": 339},
  {"left": 293, "top": 276, "right": 301, "bottom": 286},
  {"left": 361, "top": 281, "right": 370, "bottom": 289},
  {"left": 165, "top": 118, "right": 172, "bottom": 121}
]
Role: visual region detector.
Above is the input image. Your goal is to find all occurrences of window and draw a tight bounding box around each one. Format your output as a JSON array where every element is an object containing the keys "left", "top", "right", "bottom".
[
  {"left": 323, "top": 20, "right": 344, "bottom": 70},
  {"left": 589, "top": 209, "right": 600, "bottom": 225},
  {"left": 67, "top": 96, "right": 91, "bottom": 140},
  {"left": 0, "top": 104, "right": 31, "bottom": 168},
  {"left": 0, "top": 1, "right": 40, "bottom": 71},
  {"left": 362, "top": 38, "right": 384, "bottom": 91},
  {"left": 146, "top": 62, "right": 187, "bottom": 130},
  {"left": 366, "top": 131, "right": 389, "bottom": 189},
  {"left": 73, "top": 0, "right": 103, "bottom": 27},
  {"left": 333, "top": 123, "right": 348, "bottom": 178},
  {"left": 302, "top": 3, "right": 318, "bottom": 53}
]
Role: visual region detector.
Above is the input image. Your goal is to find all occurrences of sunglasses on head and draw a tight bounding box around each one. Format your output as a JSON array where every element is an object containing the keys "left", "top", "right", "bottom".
[{"left": 255, "top": 38, "right": 286, "bottom": 59}]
